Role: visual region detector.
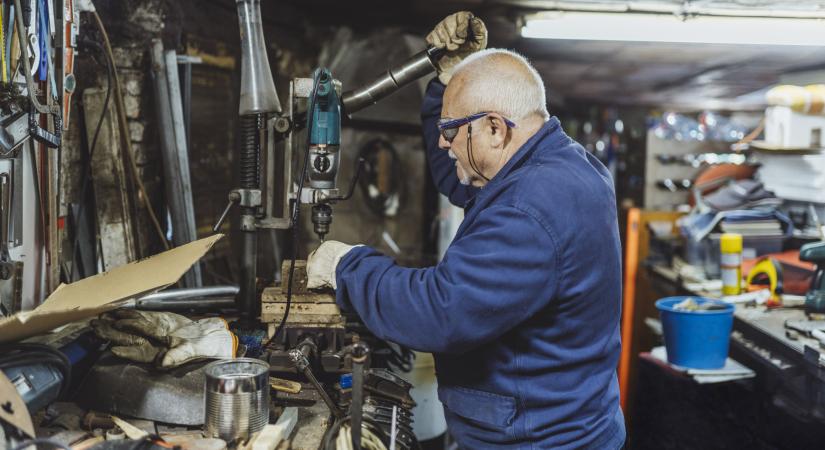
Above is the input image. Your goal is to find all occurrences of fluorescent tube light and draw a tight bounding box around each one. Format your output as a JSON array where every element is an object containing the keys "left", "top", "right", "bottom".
[{"left": 522, "top": 12, "right": 825, "bottom": 46}]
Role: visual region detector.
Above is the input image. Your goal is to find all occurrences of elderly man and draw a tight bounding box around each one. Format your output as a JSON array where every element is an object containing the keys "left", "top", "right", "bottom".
[{"left": 307, "top": 12, "right": 625, "bottom": 449}]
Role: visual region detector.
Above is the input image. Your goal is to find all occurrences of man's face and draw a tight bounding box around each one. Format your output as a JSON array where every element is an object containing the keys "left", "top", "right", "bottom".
[{"left": 439, "top": 89, "right": 485, "bottom": 187}]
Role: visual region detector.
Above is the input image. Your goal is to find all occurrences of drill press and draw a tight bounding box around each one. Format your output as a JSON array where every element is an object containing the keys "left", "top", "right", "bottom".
[{"left": 214, "top": 0, "right": 446, "bottom": 331}]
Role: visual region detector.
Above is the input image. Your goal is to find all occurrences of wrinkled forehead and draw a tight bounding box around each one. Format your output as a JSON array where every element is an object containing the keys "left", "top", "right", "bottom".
[{"left": 442, "top": 76, "right": 469, "bottom": 118}]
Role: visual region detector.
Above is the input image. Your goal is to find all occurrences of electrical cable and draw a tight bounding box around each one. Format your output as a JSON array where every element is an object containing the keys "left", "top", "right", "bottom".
[
  {"left": 265, "top": 74, "right": 321, "bottom": 347},
  {"left": 322, "top": 416, "right": 390, "bottom": 450},
  {"left": 466, "top": 123, "right": 489, "bottom": 182},
  {"left": 69, "top": 39, "right": 111, "bottom": 281},
  {"left": 90, "top": 10, "right": 169, "bottom": 252},
  {"left": 9, "top": 438, "right": 72, "bottom": 450}
]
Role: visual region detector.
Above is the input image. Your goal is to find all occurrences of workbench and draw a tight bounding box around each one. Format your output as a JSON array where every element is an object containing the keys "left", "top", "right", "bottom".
[{"left": 639, "top": 263, "right": 825, "bottom": 448}]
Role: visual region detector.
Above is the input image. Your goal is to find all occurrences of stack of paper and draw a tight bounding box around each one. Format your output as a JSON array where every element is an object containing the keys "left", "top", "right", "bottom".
[
  {"left": 650, "top": 346, "right": 756, "bottom": 384},
  {"left": 756, "top": 152, "right": 825, "bottom": 203},
  {"left": 720, "top": 218, "right": 783, "bottom": 236}
]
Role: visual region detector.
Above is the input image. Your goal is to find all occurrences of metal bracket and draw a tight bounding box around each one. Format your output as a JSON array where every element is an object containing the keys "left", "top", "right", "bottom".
[{"left": 235, "top": 188, "right": 262, "bottom": 208}]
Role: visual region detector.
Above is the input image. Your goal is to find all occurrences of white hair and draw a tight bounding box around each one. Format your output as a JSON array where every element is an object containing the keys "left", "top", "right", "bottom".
[{"left": 451, "top": 48, "right": 550, "bottom": 121}]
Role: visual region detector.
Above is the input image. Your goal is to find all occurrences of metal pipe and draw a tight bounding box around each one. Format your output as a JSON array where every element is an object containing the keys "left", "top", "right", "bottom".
[
  {"left": 238, "top": 222, "right": 258, "bottom": 325},
  {"left": 135, "top": 297, "right": 237, "bottom": 311},
  {"left": 139, "top": 286, "right": 240, "bottom": 301},
  {"left": 236, "top": 112, "right": 263, "bottom": 326},
  {"left": 341, "top": 47, "right": 445, "bottom": 116},
  {"left": 289, "top": 348, "right": 344, "bottom": 419}
]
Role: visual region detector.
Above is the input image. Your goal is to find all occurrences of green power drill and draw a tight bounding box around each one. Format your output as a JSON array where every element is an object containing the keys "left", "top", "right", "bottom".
[{"left": 800, "top": 241, "right": 825, "bottom": 313}]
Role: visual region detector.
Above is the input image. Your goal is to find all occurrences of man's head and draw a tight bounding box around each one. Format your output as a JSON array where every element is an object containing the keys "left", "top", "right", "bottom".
[{"left": 439, "top": 49, "right": 550, "bottom": 187}]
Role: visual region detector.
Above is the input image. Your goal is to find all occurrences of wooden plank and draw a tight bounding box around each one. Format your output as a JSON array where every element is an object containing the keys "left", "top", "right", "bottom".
[
  {"left": 264, "top": 303, "right": 341, "bottom": 315},
  {"left": 261, "top": 310, "right": 344, "bottom": 326},
  {"left": 82, "top": 87, "right": 138, "bottom": 270},
  {"left": 262, "top": 288, "right": 334, "bottom": 305},
  {"left": 280, "top": 260, "right": 308, "bottom": 294},
  {"left": 620, "top": 209, "right": 684, "bottom": 423}
]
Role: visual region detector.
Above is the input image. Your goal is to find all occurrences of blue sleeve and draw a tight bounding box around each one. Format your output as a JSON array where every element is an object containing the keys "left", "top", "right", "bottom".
[
  {"left": 335, "top": 205, "right": 559, "bottom": 354},
  {"left": 421, "top": 78, "right": 479, "bottom": 207}
]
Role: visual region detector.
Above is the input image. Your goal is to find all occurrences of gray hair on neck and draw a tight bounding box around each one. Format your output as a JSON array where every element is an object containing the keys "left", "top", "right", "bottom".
[{"left": 451, "top": 48, "right": 550, "bottom": 122}]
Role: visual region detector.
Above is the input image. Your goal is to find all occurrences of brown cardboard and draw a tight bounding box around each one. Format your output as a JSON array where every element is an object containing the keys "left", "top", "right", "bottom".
[{"left": 0, "top": 234, "right": 223, "bottom": 343}]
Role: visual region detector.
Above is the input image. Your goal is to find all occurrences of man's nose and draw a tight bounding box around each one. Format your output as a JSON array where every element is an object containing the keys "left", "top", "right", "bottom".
[{"left": 438, "top": 133, "right": 451, "bottom": 150}]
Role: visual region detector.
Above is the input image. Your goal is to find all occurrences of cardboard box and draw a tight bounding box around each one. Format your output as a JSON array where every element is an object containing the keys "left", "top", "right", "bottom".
[
  {"left": 0, "top": 234, "right": 223, "bottom": 343},
  {"left": 765, "top": 105, "right": 825, "bottom": 148}
]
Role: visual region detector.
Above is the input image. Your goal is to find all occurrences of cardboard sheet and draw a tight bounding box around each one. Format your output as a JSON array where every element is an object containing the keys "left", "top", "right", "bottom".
[{"left": 0, "top": 234, "right": 223, "bottom": 343}]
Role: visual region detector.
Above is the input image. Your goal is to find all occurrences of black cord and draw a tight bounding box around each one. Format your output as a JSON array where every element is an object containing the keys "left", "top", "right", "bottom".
[
  {"left": 69, "top": 39, "right": 113, "bottom": 281},
  {"left": 266, "top": 74, "right": 323, "bottom": 346},
  {"left": 10, "top": 438, "right": 72, "bottom": 450},
  {"left": 321, "top": 415, "right": 393, "bottom": 450},
  {"left": 467, "top": 123, "right": 489, "bottom": 182}
]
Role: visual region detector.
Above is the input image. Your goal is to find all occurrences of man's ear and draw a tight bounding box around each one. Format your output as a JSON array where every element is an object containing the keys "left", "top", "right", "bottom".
[{"left": 486, "top": 113, "right": 509, "bottom": 149}]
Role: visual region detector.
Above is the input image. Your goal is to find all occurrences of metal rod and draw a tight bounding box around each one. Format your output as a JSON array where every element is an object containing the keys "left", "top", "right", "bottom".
[
  {"left": 238, "top": 223, "right": 258, "bottom": 325},
  {"left": 135, "top": 297, "right": 237, "bottom": 311},
  {"left": 289, "top": 348, "right": 344, "bottom": 419},
  {"left": 351, "top": 342, "right": 370, "bottom": 450},
  {"left": 139, "top": 285, "right": 240, "bottom": 301},
  {"left": 340, "top": 47, "right": 444, "bottom": 116}
]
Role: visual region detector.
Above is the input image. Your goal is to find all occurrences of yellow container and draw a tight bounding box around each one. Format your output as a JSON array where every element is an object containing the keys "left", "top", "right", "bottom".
[{"left": 720, "top": 233, "right": 743, "bottom": 296}]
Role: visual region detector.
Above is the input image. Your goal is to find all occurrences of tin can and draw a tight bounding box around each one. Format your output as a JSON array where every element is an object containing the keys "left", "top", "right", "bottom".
[{"left": 203, "top": 358, "right": 270, "bottom": 441}]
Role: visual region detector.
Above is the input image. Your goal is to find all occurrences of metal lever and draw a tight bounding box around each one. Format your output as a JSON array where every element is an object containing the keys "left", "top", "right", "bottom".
[
  {"left": 351, "top": 341, "right": 370, "bottom": 450},
  {"left": 288, "top": 348, "right": 344, "bottom": 419},
  {"left": 212, "top": 191, "right": 240, "bottom": 233},
  {"left": 29, "top": 117, "right": 61, "bottom": 148}
]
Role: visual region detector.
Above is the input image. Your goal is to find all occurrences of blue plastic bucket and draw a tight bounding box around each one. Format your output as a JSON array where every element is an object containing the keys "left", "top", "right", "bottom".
[{"left": 655, "top": 296, "right": 734, "bottom": 369}]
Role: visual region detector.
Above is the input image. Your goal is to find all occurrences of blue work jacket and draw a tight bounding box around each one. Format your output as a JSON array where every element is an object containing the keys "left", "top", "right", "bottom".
[{"left": 335, "top": 79, "right": 625, "bottom": 449}]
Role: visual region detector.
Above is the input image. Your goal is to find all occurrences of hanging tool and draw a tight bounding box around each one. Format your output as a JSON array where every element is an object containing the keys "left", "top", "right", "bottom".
[
  {"left": 746, "top": 257, "right": 784, "bottom": 307},
  {"left": 12, "top": 0, "right": 61, "bottom": 143},
  {"left": 22, "top": 0, "right": 38, "bottom": 78},
  {"left": 1, "top": 4, "right": 7, "bottom": 84},
  {"left": 61, "top": 0, "right": 77, "bottom": 130}
]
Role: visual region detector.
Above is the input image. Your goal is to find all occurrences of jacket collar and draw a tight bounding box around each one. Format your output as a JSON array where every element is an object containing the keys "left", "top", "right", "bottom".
[
  {"left": 463, "top": 117, "right": 564, "bottom": 210},
  {"left": 486, "top": 117, "right": 563, "bottom": 186}
]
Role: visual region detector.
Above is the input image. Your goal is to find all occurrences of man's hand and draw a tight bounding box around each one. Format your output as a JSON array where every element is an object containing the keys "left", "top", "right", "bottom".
[
  {"left": 306, "top": 241, "right": 361, "bottom": 290},
  {"left": 91, "top": 310, "right": 236, "bottom": 368},
  {"left": 427, "top": 11, "right": 488, "bottom": 85}
]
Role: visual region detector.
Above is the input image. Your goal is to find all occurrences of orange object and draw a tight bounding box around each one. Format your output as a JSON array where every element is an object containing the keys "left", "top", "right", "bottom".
[
  {"left": 62, "top": 0, "right": 77, "bottom": 130},
  {"left": 690, "top": 163, "right": 758, "bottom": 207},
  {"left": 743, "top": 250, "right": 816, "bottom": 296},
  {"left": 619, "top": 208, "right": 640, "bottom": 411}
]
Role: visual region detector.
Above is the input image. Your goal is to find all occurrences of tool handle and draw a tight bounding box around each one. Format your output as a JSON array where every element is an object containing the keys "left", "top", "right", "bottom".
[
  {"left": 351, "top": 342, "right": 370, "bottom": 450},
  {"left": 213, "top": 192, "right": 240, "bottom": 233}
]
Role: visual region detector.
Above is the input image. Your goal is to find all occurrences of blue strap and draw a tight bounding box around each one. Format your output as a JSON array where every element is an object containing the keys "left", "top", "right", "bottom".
[{"left": 38, "top": 0, "right": 47, "bottom": 81}]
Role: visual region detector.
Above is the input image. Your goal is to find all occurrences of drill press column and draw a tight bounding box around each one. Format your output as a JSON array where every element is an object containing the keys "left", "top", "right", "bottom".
[{"left": 235, "top": 0, "right": 281, "bottom": 325}]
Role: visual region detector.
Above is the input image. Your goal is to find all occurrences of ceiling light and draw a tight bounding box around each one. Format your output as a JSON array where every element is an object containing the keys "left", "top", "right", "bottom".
[{"left": 522, "top": 12, "right": 825, "bottom": 46}]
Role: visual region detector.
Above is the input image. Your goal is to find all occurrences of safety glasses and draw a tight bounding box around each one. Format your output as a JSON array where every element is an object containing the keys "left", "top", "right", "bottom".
[{"left": 437, "top": 112, "right": 517, "bottom": 142}]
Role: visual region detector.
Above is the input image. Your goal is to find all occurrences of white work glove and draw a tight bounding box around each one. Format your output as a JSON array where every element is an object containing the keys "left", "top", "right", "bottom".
[
  {"left": 306, "top": 241, "right": 361, "bottom": 290},
  {"left": 426, "top": 11, "right": 488, "bottom": 85},
  {"left": 91, "top": 310, "right": 237, "bottom": 368}
]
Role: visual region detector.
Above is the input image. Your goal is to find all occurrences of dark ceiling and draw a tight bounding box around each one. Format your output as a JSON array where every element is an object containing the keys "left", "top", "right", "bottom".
[{"left": 275, "top": 0, "right": 825, "bottom": 109}]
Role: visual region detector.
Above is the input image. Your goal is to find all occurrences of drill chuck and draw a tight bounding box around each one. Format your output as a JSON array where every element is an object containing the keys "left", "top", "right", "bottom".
[{"left": 311, "top": 204, "right": 333, "bottom": 241}]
